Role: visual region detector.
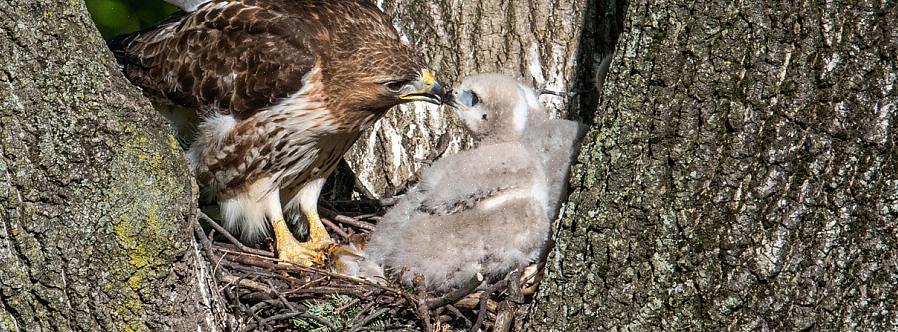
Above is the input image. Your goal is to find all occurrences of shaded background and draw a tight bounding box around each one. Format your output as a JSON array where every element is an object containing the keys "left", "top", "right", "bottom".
[{"left": 86, "top": 0, "right": 177, "bottom": 38}]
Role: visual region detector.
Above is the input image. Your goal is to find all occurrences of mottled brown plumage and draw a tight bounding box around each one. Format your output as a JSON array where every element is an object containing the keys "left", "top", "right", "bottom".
[{"left": 109, "top": 0, "right": 444, "bottom": 266}]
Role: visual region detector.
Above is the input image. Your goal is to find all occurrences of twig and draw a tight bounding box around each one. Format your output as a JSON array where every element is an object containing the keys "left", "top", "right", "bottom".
[
  {"left": 242, "top": 312, "right": 304, "bottom": 331},
  {"left": 493, "top": 301, "right": 516, "bottom": 332},
  {"left": 424, "top": 274, "right": 482, "bottom": 309},
  {"left": 266, "top": 280, "right": 299, "bottom": 313},
  {"left": 300, "top": 313, "right": 340, "bottom": 332},
  {"left": 203, "top": 199, "right": 523, "bottom": 331},
  {"left": 192, "top": 219, "right": 224, "bottom": 280},
  {"left": 248, "top": 299, "right": 282, "bottom": 314},
  {"left": 506, "top": 270, "right": 525, "bottom": 304},
  {"left": 349, "top": 302, "right": 376, "bottom": 327},
  {"left": 352, "top": 212, "right": 382, "bottom": 220},
  {"left": 453, "top": 294, "right": 499, "bottom": 313},
  {"left": 296, "top": 276, "right": 329, "bottom": 290},
  {"left": 351, "top": 307, "right": 390, "bottom": 332},
  {"left": 413, "top": 274, "right": 433, "bottom": 332},
  {"left": 212, "top": 245, "right": 276, "bottom": 262},
  {"left": 444, "top": 305, "right": 472, "bottom": 328},
  {"left": 221, "top": 274, "right": 270, "bottom": 293},
  {"left": 335, "top": 298, "right": 362, "bottom": 314},
  {"left": 225, "top": 252, "right": 360, "bottom": 285},
  {"left": 322, "top": 217, "right": 351, "bottom": 240},
  {"left": 240, "top": 304, "right": 268, "bottom": 332},
  {"left": 193, "top": 219, "right": 213, "bottom": 253},
  {"left": 537, "top": 87, "right": 593, "bottom": 97},
  {"left": 357, "top": 324, "right": 419, "bottom": 332},
  {"left": 320, "top": 207, "right": 377, "bottom": 231},
  {"left": 237, "top": 279, "right": 338, "bottom": 332},
  {"left": 198, "top": 210, "right": 275, "bottom": 258},
  {"left": 284, "top": 286, "right": 368, "bottom": 298},
  {"left": 469, "top": 280, "right": 506, "bottom": 332}
]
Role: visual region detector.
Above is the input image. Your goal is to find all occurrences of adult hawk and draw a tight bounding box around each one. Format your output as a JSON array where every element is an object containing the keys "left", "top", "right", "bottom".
[{"left": 109, "top": 0, "right": 444, "bottom": 266}]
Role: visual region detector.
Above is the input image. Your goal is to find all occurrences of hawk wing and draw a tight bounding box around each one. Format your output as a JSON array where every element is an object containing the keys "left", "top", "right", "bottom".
[
  {"left": 108, "top": 0, "right": 320, "bottom": 118},
  {"left": 410, "top": 143, "right": 544, "bottom": 217},
  {"left": 521, "top": 119, "right": 586, "bottom": 221}
]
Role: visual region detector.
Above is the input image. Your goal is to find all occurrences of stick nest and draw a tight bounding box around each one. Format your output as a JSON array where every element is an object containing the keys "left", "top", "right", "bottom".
[{"left": 193, "top": 197, "right": 538, "bottom": 332}]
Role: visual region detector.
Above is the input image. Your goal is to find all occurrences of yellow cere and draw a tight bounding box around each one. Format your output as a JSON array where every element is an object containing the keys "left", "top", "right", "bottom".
[{"left": 421, "top": 69, "right": 435, "bottom": 86}]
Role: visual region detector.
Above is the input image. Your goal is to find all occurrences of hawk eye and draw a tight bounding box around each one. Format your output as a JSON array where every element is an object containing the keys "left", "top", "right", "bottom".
[{"left": 384, "top": 80, "right": 407, "bottom": 93}]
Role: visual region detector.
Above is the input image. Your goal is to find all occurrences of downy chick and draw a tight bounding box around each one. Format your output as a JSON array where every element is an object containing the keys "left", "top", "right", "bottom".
[{"left": 362, "top": 74, "right": 584, "bottom": 291}]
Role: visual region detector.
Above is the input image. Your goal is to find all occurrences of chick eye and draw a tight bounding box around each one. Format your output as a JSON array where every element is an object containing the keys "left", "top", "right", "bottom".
[
  {"left": 384, "top": 80, "right": 407, "bottom": 93},
  {"left": 470, "top": 91, "right": 480, "bottom": 106},
  {"left": 481, "top": 114, "right": 488, "bottom": 120}
]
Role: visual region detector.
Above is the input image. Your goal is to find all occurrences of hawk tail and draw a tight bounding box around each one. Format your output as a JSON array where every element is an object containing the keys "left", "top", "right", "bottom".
[
  {"left": 105, "top": 11, "right": 187, "bottom": 75},
  {"left": 106, "top": 32, "right": 139, "bottom": 67}
]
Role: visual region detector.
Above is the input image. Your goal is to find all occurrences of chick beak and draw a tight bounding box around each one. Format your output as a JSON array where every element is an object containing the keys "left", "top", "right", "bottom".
[{"left": 399, "top": 68, "right": 446, "bottom": 105}]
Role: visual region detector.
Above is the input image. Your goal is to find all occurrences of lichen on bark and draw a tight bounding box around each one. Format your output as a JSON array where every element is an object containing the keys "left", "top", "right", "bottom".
[
  {"left": 527, "top": 0, "right": 898, "bottom": 330},
  {"left": 0, "top": 1, "right": 220, "bottom": 330}
]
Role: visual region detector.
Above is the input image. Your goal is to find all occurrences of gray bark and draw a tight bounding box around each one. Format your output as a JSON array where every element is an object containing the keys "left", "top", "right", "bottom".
[
  {"left": 346, "top": 0, "right": 600, "bottom": 195},
  {"left": 0, "top": 1, "right": 225, "bottom": 331},
  {"left": 528, "top": 0, "right": 898, "bottom": 330}
]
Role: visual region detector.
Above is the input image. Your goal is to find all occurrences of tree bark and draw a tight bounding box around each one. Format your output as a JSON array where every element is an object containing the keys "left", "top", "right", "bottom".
[
  {"left": 0, "top": 1, "right": 225, "bottom": 330},
  {"left": 528, "top": 0, "right": 898, "bottom": 330},
  {"left": 346, "top": 0, "right": 607, "bottom": 195}
]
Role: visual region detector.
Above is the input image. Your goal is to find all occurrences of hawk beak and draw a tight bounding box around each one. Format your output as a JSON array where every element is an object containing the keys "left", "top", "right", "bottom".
[{"left": 400, "top": 68, "right": 446, "bottom": 105}]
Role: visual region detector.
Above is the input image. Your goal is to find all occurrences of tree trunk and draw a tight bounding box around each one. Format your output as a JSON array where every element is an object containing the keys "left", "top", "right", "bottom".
[
  {"left": 0, "top": 1, "right": 225, "bottom": 330},
  {"left": 528, "top": 0, "right": 898, "bottom": 330},
  {"left": 346, "top": 0, "right": 609, "bottom": 195}
]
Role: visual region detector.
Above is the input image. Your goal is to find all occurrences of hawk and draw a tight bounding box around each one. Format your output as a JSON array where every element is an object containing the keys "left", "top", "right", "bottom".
[
  {"left": 109, "top": 0, "right": 444, "bottom": 266},
  {"left": 361, "top": 74, "right": 585, "bottom": 290}
]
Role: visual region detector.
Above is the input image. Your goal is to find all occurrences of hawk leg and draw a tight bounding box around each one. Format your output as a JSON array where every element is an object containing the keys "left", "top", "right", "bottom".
[
  {"left": 274, "top": 177, "right": 335, "bottom": 267},
  {"left": 270, "top": 212, "right": 333, "bottom": 267}
]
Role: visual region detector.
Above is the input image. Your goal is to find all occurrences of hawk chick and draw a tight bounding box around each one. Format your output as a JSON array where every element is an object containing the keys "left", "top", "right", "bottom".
[
  {"left": 109, "top": 0, "right": 444, "bottom": 267},
  {"left": 361, "top": 74, "right": 584, "bottom": 291}
]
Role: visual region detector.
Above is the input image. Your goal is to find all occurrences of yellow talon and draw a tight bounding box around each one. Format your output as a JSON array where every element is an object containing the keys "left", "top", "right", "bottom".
[{"left": 270, "top": 211, "right": 334, "bottom": 267}]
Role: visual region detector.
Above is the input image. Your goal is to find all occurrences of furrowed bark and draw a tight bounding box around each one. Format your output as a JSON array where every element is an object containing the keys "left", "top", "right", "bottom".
[
  {"left": 346, "top": 0, "right": 608, "bottom": 195},
  {"left": 0, "top": 1, "right": 226, "bottom": 330},
  {"left": 527, "top": 0, "right": 898, "bottom": 330}
]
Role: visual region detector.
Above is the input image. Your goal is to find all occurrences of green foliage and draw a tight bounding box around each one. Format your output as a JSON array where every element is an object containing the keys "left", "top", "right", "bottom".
[
  {"left": 292, "top": 294, "right": 385, "bottom": 332},
  {"left": 85, "top": 0, "right": 177, "bottom": 38}
]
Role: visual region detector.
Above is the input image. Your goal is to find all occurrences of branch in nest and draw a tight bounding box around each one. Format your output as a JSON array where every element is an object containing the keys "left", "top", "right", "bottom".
[
  {"left": 412, "top": 274, "right": 434, "bottom": 332},
  {"left": 222, "top": 249, "right": 410, "bottom": 299},
  {"left": 197, "top": 209, "right": 275, "bottom": 258},
  {"left": 320, "top": 207, "right": 377, "bottom": 231},
  {"left": 453, "top": 294, "right": 500, "bottom": 313},
  {"left": 349, "top": 307, "right": 390, "bottom": 332},
  {"left": 469, "top": 280, "right": 507, "bottom": 332},
  {"left": 321, "top": 217, "right": 351, "bottom": 240},
  {"left": 493, "top": 301, "right": 516, "bottom": 332},
  {"left": 424, "top": 273, "right": 483, "bottom": 309},
  {"left": 221, "top": 274, "right": 270, "bottom": 293}
]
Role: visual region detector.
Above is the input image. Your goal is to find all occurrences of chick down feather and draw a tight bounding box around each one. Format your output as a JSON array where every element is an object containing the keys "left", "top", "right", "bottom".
[{"left": 361, "top": 73, "right": 584, "bottom": 291}]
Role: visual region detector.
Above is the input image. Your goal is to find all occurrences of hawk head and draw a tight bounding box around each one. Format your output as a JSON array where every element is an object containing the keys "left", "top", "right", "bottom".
[{"left": 318, "top": 5, "right": 445, "bottom": 119}]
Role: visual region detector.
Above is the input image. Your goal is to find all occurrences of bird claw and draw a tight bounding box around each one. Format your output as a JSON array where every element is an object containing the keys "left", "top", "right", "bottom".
[{"left": 276, "top": 237, "right": 335, "bottom": 267}]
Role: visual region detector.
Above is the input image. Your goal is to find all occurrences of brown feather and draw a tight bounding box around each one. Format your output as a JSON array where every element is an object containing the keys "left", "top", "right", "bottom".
[
  {"left": 114, "top": 0, "right": 423, "bottom": 121},
  {"left": 108, "top": 0, "right": 433, "bottom": 242}
]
